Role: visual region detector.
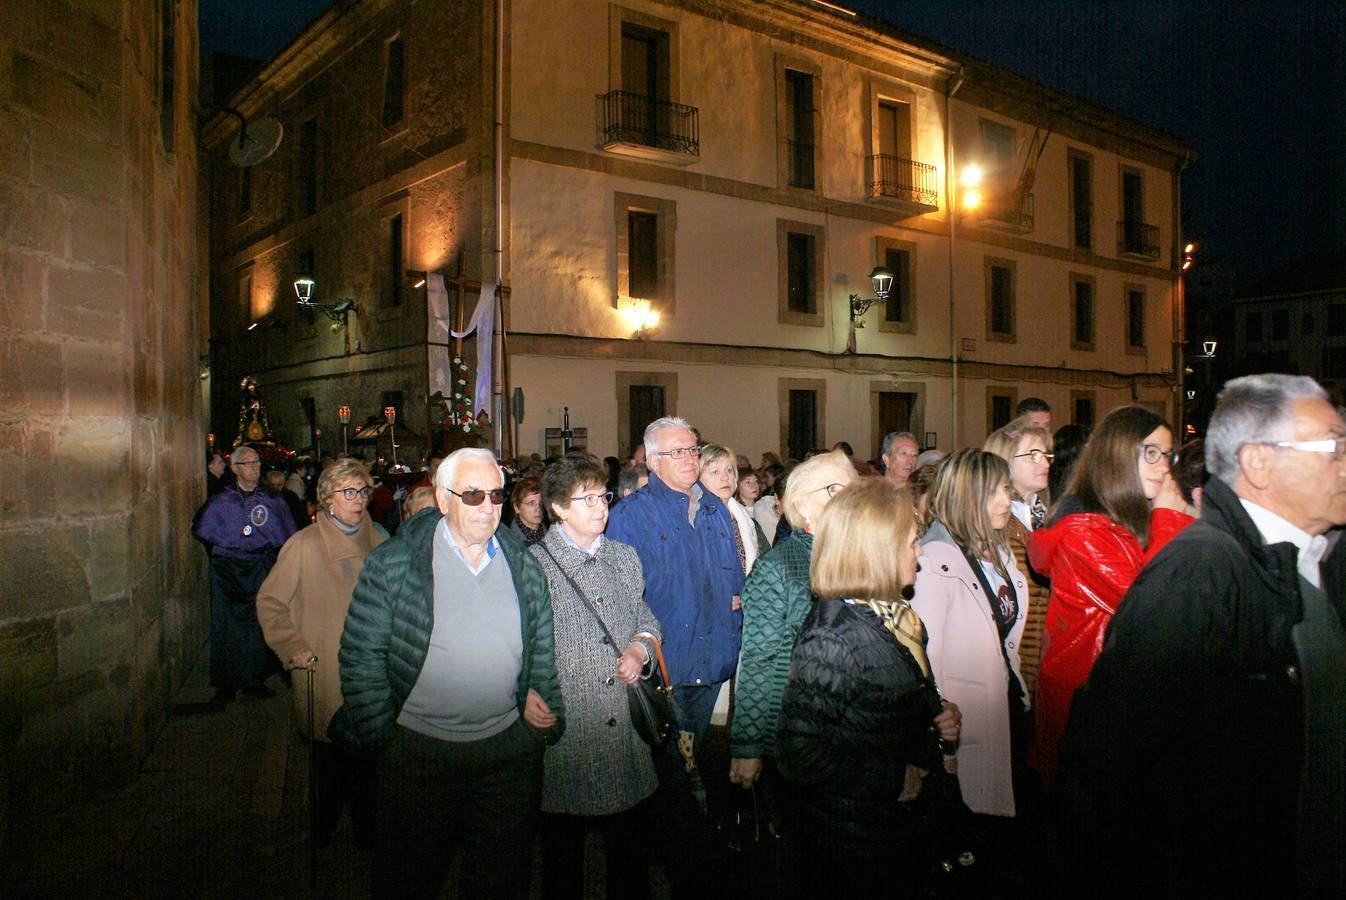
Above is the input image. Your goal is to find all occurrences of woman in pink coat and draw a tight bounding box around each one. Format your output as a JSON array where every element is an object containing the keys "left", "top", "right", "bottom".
[{"left": 912, "top": 449, "right": 1029, "bottom": 820}]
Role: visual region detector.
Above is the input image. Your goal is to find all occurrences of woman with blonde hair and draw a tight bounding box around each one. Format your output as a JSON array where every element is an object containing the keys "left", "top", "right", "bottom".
[
  {"left": 729, "top": 450, "right": 856, "bottom": 790},
  {"left": 776, "top": 478, "right": 961, "bottom": 893},
  {"left": 257, "top": 456, "right": 388, "bottom": 846},
  {"left": 698, "top": 443, "right": 767, "bottom": 577},
  {"left": 911, "top": 449, "right": 1028, "bottom": 825},
  {"left": 984, "top": 416, "right": 1053, "bottom": 704}
]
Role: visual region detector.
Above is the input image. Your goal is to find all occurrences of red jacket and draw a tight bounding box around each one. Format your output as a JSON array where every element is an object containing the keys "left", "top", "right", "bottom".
[{"left": 1027, "top": 507, "right": 1192, "bottom": 786}]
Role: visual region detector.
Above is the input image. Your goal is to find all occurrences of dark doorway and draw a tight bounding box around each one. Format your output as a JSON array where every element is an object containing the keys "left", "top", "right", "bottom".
[
  {"left": 877, "top": 391, "right": 915, "bottom": 455},
  {"left": 629, "top": 384, "right": 665, "bottom": 458},
  {"left": 788, "top": 389, "right": 818, "bottom": 461}
]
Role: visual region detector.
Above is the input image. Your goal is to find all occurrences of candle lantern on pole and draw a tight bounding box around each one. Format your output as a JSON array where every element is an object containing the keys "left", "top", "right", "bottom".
[
  {"left": 337, "top": 405, "right": 351, "bottom": 455},
  {"left": 384, "top": 405, "right": 398, "bottom": 467}
]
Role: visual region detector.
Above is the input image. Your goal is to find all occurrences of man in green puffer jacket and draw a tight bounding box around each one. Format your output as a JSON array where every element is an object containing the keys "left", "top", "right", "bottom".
[{"left": 333, "top": 448, "right": 565, "bottom": 899}]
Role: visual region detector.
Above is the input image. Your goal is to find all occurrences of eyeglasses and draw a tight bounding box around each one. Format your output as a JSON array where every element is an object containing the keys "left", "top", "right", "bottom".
[
  {"left": 337, "top": 486, "right": 373, "bottom": 501},
  {"left": 651, "top": 445, "right": 703, "bottom": 460},
  {"left": 445, "top": 487, "right": 507, "bottom": 506},
  {"left": 1013, "top": 449, "right": 1055, "bottom": 465},
  {"left": 1139, "top": 443, "right": 1177, "bottom": 466},
  {"left": 1261, "top": 438, "right": 1346, "bottom": 459},
  {"left": 234, "top": 460, "right": 261, "bottom": 467},
  {"left": 809, "top": 482, "right": 846, "bottom": 498},
  {"left": 569, "top": 491, "right": 614, "bottom": 508}
]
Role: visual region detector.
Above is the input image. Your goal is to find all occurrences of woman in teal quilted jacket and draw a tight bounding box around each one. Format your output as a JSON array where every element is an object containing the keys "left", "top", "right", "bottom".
[{"left": 728, "top": 449, "right": 857, "bottom": 789}]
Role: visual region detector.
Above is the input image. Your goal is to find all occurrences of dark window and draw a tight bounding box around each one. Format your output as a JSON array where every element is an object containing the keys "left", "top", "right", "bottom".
[
  {"left": 1070, "top": 155, "right": 1092, "bottom": 249},
  {"left": 621, "top": 23, "right": 668, "bottom": 101},
  {"left": 629, "top": 385, "right": 665, "bottom": 457},
  {"left": 1073, "top": 280, "right": 1094, "bottom": 346},
  {"left": 160, "top": 0, "right": 175, "bottom": 151},
  {"left": 1328, "top": 305, "right": 1346, "bottom": 336},
  {"left": 785, "top": 70, "right": 814, "bottom": 189},
  {"left": 1272, "top": 308, "right": 1290, "bottom": 341},
  {"left": 1247, "top": 310, "right": 1263, "bottom": 342},
  {"left": 884, "top": 247, "right": 912, "bottom": 324},
  {"left": 628, "top": 211, "right": 658, "bottom": 299},
  {"left": 1122, "top": 170, "right": 1144, "bottom": 225},
  {"left": 386, "top": 214, "right": 404, "bottom": 307},
  {"left": 297, "top": 119, "right": 318, "bottom": 216},
  {"left": 787, "top": 389, "right": 818, "bottom": 461},
  {"left": 786, "top": 232, "right": 816, "bottom": 314},
  {"left": 877, "top": 100, "right": 911, "bottom": 159},
  {"left": 382, "top": 37, "right": 405, "bottom": 128},
  {"left": 1074, "top": 396, "right": 1096, "bottom": 430},
  {"left": 238, "top": 165, "right": 252, "bottom": 218},
  {"left": 1127, "top": 289, "right": 1145, "bottom": 348},
  {"left": 990, "top": 265, "right": 1013, "bottom": 335},
  {"left": 991, "top": 394, "right": 1014, "bottom": 431},
  {"left": 1302, "top": 313, "right": 1315, "bottom": 336}
]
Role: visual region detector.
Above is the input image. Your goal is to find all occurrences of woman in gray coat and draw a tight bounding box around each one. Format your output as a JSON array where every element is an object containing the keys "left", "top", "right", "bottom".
[{"left": 530, "top": 455, "right": 660, "bottom": 899}]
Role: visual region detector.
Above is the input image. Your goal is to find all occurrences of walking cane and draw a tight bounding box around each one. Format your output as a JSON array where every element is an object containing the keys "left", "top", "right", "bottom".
[{"left": 288, "top": 655, "right": 319, "bottom": 890}]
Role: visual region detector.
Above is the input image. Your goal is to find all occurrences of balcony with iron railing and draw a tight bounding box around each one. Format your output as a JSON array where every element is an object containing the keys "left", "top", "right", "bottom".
[
  {"left": 979, "top": 191, "right": 1035, "bottom": 233},
  {"left": 1117, "top": 219, "right": 1160, "bottom": 260},
  {"left": 866, "top": 154, "right": 938, "bottom": 215},
  {"left": 596, "top": 91, "right": 699, "bottom": 164}
]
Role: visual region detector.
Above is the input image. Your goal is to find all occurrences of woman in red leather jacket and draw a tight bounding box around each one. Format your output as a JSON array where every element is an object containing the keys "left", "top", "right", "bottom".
[{"left": 1027, "top": 406, "right": 1193, "bottom": 787}]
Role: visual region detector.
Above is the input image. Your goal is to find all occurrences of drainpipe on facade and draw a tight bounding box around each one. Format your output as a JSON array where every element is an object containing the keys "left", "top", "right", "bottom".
[
  {"left": 944, "top": 66, "right": 965, "bottom": 448},
  {"left": 492, "top": 0, "right": 506, "bottom": 452}
]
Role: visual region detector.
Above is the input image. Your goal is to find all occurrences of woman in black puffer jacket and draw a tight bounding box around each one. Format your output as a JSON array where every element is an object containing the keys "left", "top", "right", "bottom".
[{"left": 776, "top": 478, "right": 962, "bottom": 895}]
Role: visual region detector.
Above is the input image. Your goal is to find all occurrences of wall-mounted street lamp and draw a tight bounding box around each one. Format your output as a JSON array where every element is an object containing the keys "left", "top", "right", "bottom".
[
  {"left": 846, "top": 266, "right": 894, "bottom": 354},
  {"left": 1198, "top": 339, "right": 1216, "bottom": 359},
  {"left": 619, "top": 299, "right": 660, "bottom": 340},
  {"left": 294, "top": 278, "right": 358, "bottom": 327},
  {"left": 337, "top": 404, "right": 351, "bottom": 455},
  {"left": 1182, "top": 241, "right": 1197, "bottom": 271}
]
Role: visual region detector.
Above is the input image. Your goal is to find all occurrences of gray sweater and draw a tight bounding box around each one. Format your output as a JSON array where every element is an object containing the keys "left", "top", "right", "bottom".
[{"left": 530, "top": 528, "right": 660, "bottom": 815}]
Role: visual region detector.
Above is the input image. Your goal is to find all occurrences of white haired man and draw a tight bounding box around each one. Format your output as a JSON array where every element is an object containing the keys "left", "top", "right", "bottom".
[
  {"left": 1061, "top": 374, "right": 1346, "bottom": 897},
  {"left": 333, "top": 447, "right": 566, "bottom": 898}
]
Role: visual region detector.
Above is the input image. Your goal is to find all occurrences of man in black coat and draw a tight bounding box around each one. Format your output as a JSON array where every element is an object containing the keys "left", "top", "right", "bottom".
[{"left": 1060, "top": 374, "right": 1346, "bottom": 898}]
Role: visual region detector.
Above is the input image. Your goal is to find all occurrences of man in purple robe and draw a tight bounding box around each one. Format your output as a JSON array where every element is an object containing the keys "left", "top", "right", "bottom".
[{"left": 193, "top": 445, "right": 296, "bottom": 709}]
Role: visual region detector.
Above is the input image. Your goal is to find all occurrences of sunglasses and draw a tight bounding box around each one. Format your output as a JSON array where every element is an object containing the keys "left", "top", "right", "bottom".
[{"left": 445, "top": 487, "right": 507, "bottom": 506}]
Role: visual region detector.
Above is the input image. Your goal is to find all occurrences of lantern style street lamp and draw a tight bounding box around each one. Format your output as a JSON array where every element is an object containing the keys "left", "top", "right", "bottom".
[
  {"left": 337, "top": 405, "right": 351, "bottom": 455},
  {"left": 845, "top": 266, "right": 895, "bottom": 354}
]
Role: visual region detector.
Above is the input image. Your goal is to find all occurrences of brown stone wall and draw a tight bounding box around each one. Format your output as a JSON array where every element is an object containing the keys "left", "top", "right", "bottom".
[{"left": 0, "top": 0, "right": 204, "bottom": 849}]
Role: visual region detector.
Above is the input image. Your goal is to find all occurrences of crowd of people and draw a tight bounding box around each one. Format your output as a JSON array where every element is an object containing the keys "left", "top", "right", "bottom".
[{"left": 189, "top": 376, "right": 1346, "bottom": 898}]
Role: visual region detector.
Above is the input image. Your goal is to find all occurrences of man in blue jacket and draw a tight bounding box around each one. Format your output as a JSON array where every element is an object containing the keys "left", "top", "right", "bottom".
[{"left": 607, "top": 416, "right": 744, "bottom": 761}]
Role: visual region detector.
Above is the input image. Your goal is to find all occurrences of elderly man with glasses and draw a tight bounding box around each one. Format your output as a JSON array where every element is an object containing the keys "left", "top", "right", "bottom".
[
  {"left": 1060, "top": 374, "right": 1346, "bottom": 898},
  {"left": 332, "top": 447, "right": 565, "bottom": 899},
  {"left": 607, "top": 418, "right": 743, "bottom": 789},
  {"left": 192, "top": 444, "right": 297, "bottom": 709}
]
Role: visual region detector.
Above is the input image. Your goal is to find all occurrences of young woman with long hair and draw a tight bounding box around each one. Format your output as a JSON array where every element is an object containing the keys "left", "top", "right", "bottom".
[
  {"left": 1027, "top": 405, "right": 1192, "bottom": 786},
  {"left": 912, "top": 449, "right": 1029, "bottom": 821}
]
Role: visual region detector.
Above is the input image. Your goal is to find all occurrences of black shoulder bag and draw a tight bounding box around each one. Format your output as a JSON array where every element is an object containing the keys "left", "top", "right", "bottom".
[{"left": 539, "top": 545, "right": 674, "bottom": 748}]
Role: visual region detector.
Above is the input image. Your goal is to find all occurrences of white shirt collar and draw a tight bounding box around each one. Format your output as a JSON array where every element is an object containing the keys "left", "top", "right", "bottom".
[
  {"left": 1009, "top": 499, "right": 1033, "bottom": 530},
  {"left": 554, "top": 523, "right": 602, "bottom": 556},
  {"left": 1239, "top": 498, "right": 1329, "bottom": 588}
]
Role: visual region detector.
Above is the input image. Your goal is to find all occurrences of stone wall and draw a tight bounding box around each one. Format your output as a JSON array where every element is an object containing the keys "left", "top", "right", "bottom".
[{"left": 0, "top": 0, "right": 205, "bottom": 849}]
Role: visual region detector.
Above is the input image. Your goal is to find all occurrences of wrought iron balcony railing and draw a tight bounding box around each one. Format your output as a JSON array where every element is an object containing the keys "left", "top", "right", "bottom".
[
  {"left": 596, "top": 90, "right": 699, "bottom": 157},
  {"left": 867, "top": 154, "right": 938, "bottom": 207},
  {"left": 1117, "top": 219, "right": 1160, "bottom": 259},
  {"left": 786, "top": 140, "right": 814, "bottom": 189},
  {"left": 980, "top": 191, "right": 1035, "bottom": 233}
]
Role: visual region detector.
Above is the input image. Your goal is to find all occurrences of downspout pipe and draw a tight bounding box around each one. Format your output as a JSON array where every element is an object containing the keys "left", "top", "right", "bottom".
[
  {"left": 944, "top": 65, "right": 965, "bottom": 448},
  {"left": 492, "top": 0, "right": 506, "bottom": 452}
]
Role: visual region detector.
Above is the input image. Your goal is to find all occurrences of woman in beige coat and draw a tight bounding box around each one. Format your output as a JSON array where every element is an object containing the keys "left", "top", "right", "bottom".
[{"left": 258, "top": 457, "right": 387, "bottom": 846}]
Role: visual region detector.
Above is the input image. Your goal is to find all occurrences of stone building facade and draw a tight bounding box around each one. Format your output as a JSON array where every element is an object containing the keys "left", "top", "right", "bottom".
[
  {"left": 0, "top": 0, "right": 205, "bottom": 847},
  {"left": 204, "top": 0, "right": 1193, "bottom": 462}
]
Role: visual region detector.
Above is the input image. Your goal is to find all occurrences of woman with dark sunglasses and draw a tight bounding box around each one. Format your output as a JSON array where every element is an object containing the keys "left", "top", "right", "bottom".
[{"left": 1027, "top": 405, "right": 1193, "bottom": 788}]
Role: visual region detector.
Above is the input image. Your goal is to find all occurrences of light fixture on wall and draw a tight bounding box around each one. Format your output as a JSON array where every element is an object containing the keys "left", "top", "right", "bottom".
[
  {"left": 294, "top": 278, "right": 358, "bottom": 326},
  {"left": 407, "top": 269, "right": 428, "bottom": 289},
  {"left": 620, "top": 299, "right": 660, "bottom": 340},
  {"left": 1198, "top": 339, "right": 1216, "bottom": 359},
  {"left": 845, "top": 266, "right": 894, "bottom": 354}
]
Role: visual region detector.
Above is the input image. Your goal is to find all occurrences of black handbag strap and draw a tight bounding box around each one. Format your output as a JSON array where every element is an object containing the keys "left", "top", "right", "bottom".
[
  {"left": 958, "top": 545, "right": 1024, "bottom": 704},
  {"left": 538, "top": 543, "right": 622, "bottom": 658}
]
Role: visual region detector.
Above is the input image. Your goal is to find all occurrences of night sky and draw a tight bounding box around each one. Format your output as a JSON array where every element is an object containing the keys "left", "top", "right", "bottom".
[{"left": 200, "top": 0, "right": 1346, "bottom": 291}]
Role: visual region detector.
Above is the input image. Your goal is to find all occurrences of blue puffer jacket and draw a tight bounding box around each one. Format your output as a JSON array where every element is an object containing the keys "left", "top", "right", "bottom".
[{"left": 606, "top": 473, "right": 744, "bottom": 686}]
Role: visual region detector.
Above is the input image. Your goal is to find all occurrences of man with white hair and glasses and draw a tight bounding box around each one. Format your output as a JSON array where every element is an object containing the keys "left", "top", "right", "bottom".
[
  {"left": 1060, "top": 374, "right": 1346, "bottom": 898},
  {"left": 607, "top": 417, "right": 743, "bottom": 762},
  {"left": 333, "top": 447, "right": 566, "bottom": 898}
]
